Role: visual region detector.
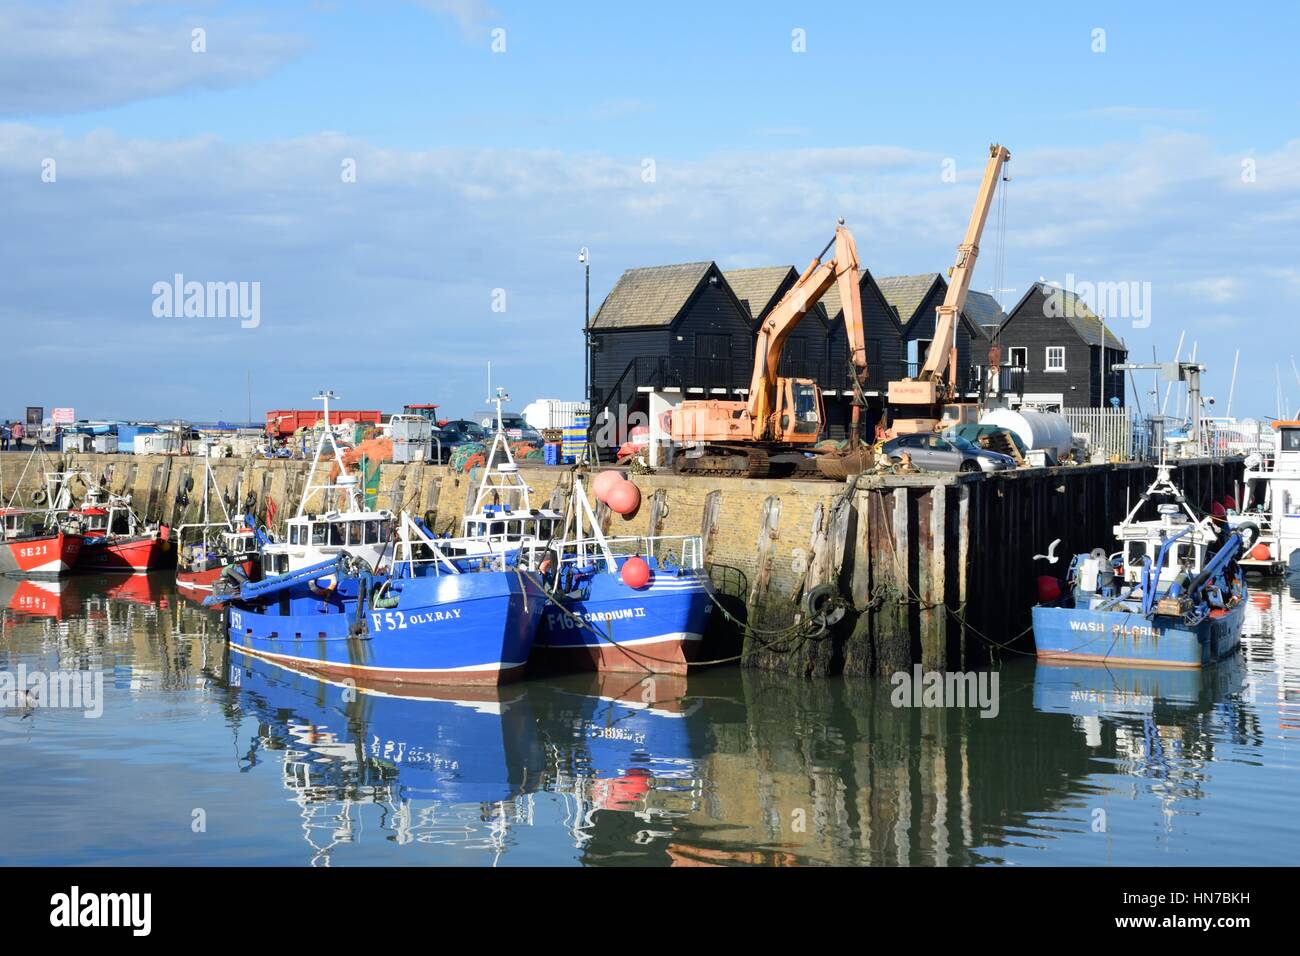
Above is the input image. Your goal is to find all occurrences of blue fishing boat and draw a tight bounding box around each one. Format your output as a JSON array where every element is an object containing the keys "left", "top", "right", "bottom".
[
  {"left": 212, "top": 390, "right": 547, "bottom": 688},
  {"left": 449, "top": 391, "right": 716, "bottom": 675},
  {"left": 521, "top": 476, "right": 715, "bottom": 675},
  {"left": 222, "top": 553, "right": 545, "bottom": 687},
  {"left": 1033, "top": 462, "right": 1254, "bottom": 668}
]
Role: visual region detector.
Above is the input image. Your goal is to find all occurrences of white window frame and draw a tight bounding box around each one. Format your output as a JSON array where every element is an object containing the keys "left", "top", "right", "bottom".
[{"left": 1045, "top": 346, "right": 1066, "bottom": 372}]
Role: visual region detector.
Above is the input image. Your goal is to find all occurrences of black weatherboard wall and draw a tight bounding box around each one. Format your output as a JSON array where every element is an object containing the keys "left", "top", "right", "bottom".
[
  {"left": 588, "top": 261, "right": 755, "bottom": 440},
  {"left": 992, "top": 282, "right": 1128, "bottom": 409}
]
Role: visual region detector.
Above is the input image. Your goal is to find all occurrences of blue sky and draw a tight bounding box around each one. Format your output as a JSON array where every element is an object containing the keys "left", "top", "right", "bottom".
[{"left": 2, "top": 0, "right": 1297, "bottom": 422}]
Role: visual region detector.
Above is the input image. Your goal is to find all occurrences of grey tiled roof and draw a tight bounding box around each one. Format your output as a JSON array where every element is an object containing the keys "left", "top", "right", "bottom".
[
  {"left": 1033, "top": 282, "right": 1126, "bottom": 349},
  {"left": 963, "top": 290, "right": 1006, "bottom": 329},
  {"left": 724, "top": 266, "right": 796, "bottom": 322},
  {"left": 590, "top": 261, "right": 713, "bottom": 330},
  {"left": 876, "top": 273, "right": 942, "bottom": 324}
]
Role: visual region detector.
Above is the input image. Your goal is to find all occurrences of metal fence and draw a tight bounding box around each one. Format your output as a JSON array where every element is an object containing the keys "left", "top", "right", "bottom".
[
  {"left": 1063, "top": 408, "right": 1134, "bottom": 461},
  {"left": 1063, "top": 409, "right": 1266, "bottom": 462}
]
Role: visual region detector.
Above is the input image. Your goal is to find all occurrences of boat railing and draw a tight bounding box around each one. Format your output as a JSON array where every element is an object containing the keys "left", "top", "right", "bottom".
[{"left": 523, "top": 533, "right": 704, "bottom": 572}]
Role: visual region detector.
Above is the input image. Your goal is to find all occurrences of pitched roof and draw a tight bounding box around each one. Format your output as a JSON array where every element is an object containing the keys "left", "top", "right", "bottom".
[
  {"left": 590, "top": 261, "right": 713, "bottom": 330},
  {"left": 875, "top": 273, "right": 942, "bottom": 324},
  {"left": 724, "top": 266, "right": 797, "bottom": 322},
  {"left": 1029, "top": 282, "right": 1127, "bottom": 350},
  {"left": 963, "top": 290, "right": 1006, "bottom": 329}
]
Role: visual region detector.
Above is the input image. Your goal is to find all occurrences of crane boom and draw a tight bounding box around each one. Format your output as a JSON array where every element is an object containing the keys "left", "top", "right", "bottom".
[
  {"left": 919, "top": 143, "right": 1010, "bottom": 384},
  {"left": 746, "top": 224, "right": 865, "bottom": 436}
]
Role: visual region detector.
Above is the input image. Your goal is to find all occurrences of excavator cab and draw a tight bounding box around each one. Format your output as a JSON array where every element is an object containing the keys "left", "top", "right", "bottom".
[{"left": 775, "top": 378, "right": 824, "bottom": 444}]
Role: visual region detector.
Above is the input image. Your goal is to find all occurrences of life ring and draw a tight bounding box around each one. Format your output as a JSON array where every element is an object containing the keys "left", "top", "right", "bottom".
[{"left": 31, "top": 489, "right": 47, "bottom": 505}]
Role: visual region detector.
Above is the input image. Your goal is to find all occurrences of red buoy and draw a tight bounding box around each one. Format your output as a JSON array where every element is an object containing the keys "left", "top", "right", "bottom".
[
  {"left": 607, "top": 480, "right": 641, "bottom": 517},
  {"left": 1037, "top": 575, "right": 1063, "bottom": 604},
  {"left": 1222, "top": 494, "right": 1238, "bottom": 511},
  {"left": 621, "top": 556, "right": 651, "bottom": 589},
  {"left": 1211, "top": 501, "right": 1227, "bottom": 519},
  {"left": 592, "top": 470, "right": 625, "bottom": 503}
]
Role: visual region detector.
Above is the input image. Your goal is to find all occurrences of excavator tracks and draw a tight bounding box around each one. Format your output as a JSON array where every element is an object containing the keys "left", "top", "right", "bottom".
[{"left": 672, "top": 447, "right": 772, "bottom": 478}]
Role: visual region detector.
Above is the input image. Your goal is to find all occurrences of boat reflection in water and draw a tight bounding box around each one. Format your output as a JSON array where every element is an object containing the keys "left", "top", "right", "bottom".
[
  {"left": 1031, "top": 656, "right": 1249, "bottom": 823},
  {"left": 223, "top": 652, "right": 712, "bottom": 865},
  {"left": 530, "top": 673, "right": 703, "bottom": 851},
  {"left": 229, "top": 652, "right": 547, "bottom": 864}
]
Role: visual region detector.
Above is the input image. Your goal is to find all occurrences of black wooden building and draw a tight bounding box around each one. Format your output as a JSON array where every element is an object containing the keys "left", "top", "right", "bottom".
[
  {"left": 990, "top": 282, "right": 1128, "bottom": 410},
  {"left": 587, "top": 261, "right": 754, "bottom": 441}
]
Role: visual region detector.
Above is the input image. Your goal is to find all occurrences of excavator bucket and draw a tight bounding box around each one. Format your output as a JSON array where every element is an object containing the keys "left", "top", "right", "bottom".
[{"left": 813, "top": 445, "right": 876, "bottom": 480}]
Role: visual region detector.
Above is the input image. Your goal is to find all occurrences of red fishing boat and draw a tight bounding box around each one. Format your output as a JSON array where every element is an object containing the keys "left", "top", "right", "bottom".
[
  {"left": 0, "top": 508, "right": 84, "bottom": 576},
  {"left": 73, "top": 487, "right": 174, "bottom": 573},
  {"left": 0, "top": 448, "right": 86, "bottom": 577}
]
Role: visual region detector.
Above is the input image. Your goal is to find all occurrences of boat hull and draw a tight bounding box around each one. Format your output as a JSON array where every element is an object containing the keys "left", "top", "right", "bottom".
[
  {"left": 0, "top": 530, "right": 83, "bottom": 577},
  {"left": 177, "top": 558, "right": 260, "bottom": 597},
  {"left": 77, "top": 534, "right": 174, "bottom": 573},
  {"left": 226, "top": 570, "right": 546, "bottom": 687},
  {"left": 1032, "top": 597, "right": 1245, "bottom": 668},
  {"left": 532, "top": 564, "right": 713, "bottom": 676}
]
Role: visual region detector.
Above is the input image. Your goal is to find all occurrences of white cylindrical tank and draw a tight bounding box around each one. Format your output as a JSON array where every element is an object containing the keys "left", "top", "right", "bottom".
[
  {"left": 980, "top": 408, "right": 1073, "bottom": 459},
  {"left": 522, "top": 400, "right": 589, "bottom": 431}
]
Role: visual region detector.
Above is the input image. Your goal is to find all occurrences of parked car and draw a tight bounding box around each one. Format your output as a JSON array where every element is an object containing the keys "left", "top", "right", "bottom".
[
  {"left": 882, "top": 433, "right": 1016, "bottom": 473},
  {"left": 435, "top": 419, "right": 488, "bottom": 448},
  {"left": 479, "top": 412, "right": 542, "bottom": 444}
]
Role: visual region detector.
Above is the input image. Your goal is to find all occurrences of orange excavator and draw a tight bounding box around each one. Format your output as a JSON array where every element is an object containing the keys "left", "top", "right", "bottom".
[
  {"left": 888, "top": 144, "right": 1011, "bottom": 435},
  {"left": 670, "top": 220, "right": 872, "bottom": 477}
]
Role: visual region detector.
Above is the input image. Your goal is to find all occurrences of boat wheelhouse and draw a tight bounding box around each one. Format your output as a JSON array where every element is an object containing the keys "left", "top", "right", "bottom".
[
  {"left": 258, "top": 390, "right": 395, "bottom": 579},
  {"left": 1232, "top": 420, "right": 1300, "bottom": 576},
  {"left": 450, "top": 389, "right": 563, "bottom": 559},
  {"left": 1033, "top": 462, "right": 1251, "bottom": 668}
]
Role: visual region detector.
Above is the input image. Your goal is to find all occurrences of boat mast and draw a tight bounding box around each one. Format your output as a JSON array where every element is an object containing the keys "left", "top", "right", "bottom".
[
  {"left": 298, "top": 390, "right": 363, "bottom": 516},
  {"left": 470, "top": 387, "right": 533, "bottom": 515}
]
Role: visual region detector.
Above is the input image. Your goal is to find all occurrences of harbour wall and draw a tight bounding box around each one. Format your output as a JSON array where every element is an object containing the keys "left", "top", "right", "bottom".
[{"left": 0, "top": 452, "right": 1243, "bottom": 675}]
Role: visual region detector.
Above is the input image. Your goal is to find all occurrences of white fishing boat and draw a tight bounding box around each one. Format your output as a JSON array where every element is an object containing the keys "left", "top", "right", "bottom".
[{"left": 1231, "top": 419, "right": 1300, "bottom": 576}]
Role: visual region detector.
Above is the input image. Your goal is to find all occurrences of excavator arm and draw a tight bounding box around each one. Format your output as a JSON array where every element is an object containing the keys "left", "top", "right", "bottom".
[
  {"left": 918, "top": 143, "right": 1010, "bottom": 386},
  {"left": 747, "top": 224, "right": 866, "bottom": 437}
]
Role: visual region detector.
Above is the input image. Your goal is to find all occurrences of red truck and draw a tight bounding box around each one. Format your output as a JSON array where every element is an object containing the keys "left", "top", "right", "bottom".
[{"left": 265, "top": 409, "right": 382, "bottom": 439}]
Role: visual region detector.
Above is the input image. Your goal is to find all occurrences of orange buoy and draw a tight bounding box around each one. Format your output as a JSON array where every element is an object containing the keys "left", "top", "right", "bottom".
[
  {"left": 1249, "top": 542, "right": 1271, "bottom": 562},
  {"left": 592, "top": 470, "right": 625, "bottom": 503},
  {"left": 607, "top": 479, "right": 641, "bottom": 517},
  {"left": 621, "top": 555, "right": 650, "bottom": 589}
]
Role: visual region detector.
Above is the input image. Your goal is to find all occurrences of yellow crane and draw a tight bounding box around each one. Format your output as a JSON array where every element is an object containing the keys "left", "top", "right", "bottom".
[{"left": 888, "top": 143, "right": 1011, "bottom": 434}]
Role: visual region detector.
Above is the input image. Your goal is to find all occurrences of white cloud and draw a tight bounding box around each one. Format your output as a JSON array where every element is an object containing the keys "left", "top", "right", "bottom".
[
  {"left": 1, "top": 125, "right": 1296, "bottom": 419},
  {"left": 0, "top": 1, "right": 304, "bottom": 116}
]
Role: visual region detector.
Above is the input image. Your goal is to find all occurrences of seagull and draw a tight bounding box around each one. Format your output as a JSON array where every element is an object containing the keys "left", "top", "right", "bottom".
[{"left": 1034, "top": 539, "right": 1062, "bottom": 564}]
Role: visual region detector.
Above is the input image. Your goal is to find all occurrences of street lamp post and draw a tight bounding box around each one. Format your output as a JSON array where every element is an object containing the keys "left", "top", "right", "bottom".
[{"left": 579, "top": 247, "right": 590, "bottom": 405}]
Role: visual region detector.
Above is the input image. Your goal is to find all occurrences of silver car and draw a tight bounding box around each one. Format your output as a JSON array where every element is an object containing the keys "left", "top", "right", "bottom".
[{"left": 882, "top": 433, "right": 1016, "bottom": 473}]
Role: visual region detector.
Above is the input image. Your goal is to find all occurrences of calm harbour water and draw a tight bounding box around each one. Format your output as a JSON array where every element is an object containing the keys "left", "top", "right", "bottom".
[{"left": 1, "top": 573, "right": 1297, "bottom": 867}]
